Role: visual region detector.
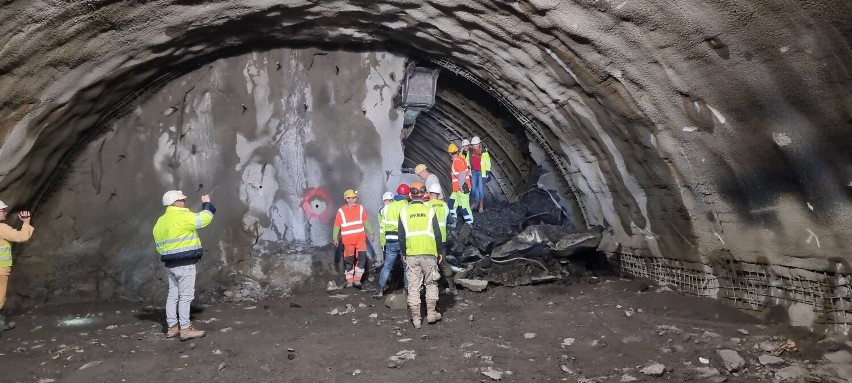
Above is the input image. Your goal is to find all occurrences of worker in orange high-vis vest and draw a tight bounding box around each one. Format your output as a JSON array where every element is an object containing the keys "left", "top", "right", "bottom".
[
  {"left": 447, "top": 143, "right": 474, "bottom": 225},
  {"left": 333, "top": 189, "right": 376, "bottom": 288}
]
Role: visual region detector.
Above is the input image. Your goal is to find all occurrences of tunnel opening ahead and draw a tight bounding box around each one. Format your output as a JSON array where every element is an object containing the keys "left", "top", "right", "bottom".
[{"left": 6, "top": 46, "right": 592, "bottom": 309}]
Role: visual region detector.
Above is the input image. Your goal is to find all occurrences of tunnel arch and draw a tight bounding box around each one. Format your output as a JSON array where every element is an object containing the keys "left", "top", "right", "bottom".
[{"left": 0, "top": 1, "right": 850, "bottom": 327}]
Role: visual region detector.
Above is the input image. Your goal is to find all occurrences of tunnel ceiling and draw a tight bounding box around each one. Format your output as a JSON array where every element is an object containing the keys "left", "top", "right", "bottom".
[{"left": 1, "top": 0, "right": 851, "bottom": 276}]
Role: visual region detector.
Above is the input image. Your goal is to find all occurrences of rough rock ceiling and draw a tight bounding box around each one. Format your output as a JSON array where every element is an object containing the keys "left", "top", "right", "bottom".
[{"left": 0, "top": 1, "right": 850, "bottom": 299}]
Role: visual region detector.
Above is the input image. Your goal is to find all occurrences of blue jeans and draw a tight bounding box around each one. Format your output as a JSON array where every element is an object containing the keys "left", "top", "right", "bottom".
[
  {"left": 378, "top": 241, "right": 407, "bottom": 289},
  {"left": 471, "top": 170, "right": 483, "bottom": 203}
]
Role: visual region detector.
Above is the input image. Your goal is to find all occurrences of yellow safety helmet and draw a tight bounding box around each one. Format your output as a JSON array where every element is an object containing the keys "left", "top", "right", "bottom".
[
  {"left": 447, "top": 143, "right": 459, "bottom": 153},
  {"left": 414, "top": 164, "right": 428, "bottom": 174},
  {"left": 343, "top": 189, "right": 358, "bottom": 199}
]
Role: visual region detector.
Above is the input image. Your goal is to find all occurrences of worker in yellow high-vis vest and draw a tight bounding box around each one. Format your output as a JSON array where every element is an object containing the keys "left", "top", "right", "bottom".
[
  {"left": 153, "top": 190, "right": 215, "bottom": 341},
  {"left": 374, "top": 184, "right": 410, "bottom": 298},
  {"left": 426, "top": 184, "right": 457, "bottom": 296},
  {"left": 0, "top": 199, "right": 33, "bottom": 331},
  {"left": 398, "top": 185, "right": 443, "bottom": 329}
]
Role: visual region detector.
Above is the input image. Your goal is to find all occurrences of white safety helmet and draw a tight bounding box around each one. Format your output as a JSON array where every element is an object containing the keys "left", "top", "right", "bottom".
[
  {"left": 0, "top": 200, "right": 7, "bottom": 210},
  {"left": 382, "top": 191, "right": 394, "bottom": 201},
  {"left": 471, "top": 136, "right": 481, "bottom": 145},
  {"left": 162, "top": 190, "right": 188, "bottom": 206},
  {"left": 427, "top": 184, "right": 442, "bottom": 196},
  {"left": 461, "top": 138, "right": 470, "bottom": 147}
]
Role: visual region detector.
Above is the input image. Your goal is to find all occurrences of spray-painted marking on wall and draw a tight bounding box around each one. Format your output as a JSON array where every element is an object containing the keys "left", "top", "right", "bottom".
[{"left": 302, "top": 187, "right": 331, "bottom": 222}]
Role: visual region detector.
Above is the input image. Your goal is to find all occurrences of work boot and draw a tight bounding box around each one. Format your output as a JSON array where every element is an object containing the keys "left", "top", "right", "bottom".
[
  {"left": 372, "top": 287, "right": 384, "bottom": 299},
  {"left": 446, "top": 279, "right": 459, "bottom": 296},
  {"left": 0, "top": 313, "right": 15, "bottom": 331},
  {"left": 412, "top": 317, "right": 422, "bottom": 329},
  {"left": 165, "top": 325, "right": 180, "bottom": 339},
  {"left": 353, "top": 280, "right": 361, "bottom": 288},
  {"left": 426, "top": 300, "right": 442, "bottom": 323},
  {"left": 344, "top": 282, "right": 353, "bottom": 288},
  {"left": 179, "top": 325, "right": 206, "bottom": 341}
]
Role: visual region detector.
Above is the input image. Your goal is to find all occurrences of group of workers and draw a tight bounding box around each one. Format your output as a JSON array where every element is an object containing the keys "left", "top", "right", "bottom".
[
  {"left": 0, "top": 136, "right": 494, "bottom": 340},
  {"left": 331, "top": 136, "right": 494, "bottom": 329}
]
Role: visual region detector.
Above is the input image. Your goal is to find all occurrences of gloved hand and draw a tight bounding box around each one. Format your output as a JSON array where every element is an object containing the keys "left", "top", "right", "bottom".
[{"left": 462, "top": 183, "right": 470, "bottom": 194}]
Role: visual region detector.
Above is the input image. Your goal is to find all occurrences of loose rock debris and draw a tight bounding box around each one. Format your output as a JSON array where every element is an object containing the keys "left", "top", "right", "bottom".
[
  {"left": 387, "top": 350, "right": 416, "bottom": 368},
  {"left": 1, "top": 279, "right": 849, "bottom": 382},
  {"left": 443, "top": 193, "right": 608, "bottom": 290}
]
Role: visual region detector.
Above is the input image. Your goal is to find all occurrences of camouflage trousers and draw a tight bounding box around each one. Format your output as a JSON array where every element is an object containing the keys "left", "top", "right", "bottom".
[{"left": 405, "top": 255, "right": 440, "bottom": 318}]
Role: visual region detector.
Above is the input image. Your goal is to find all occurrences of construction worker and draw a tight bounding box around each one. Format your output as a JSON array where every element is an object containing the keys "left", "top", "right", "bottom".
[
  {"left": 398, "top": 185, "right": 443, "bottom": 328},
  {"left": 411, "top": 181, "right": 427, "bottom": 202},
  {"left": 460, "top": 138, "right": 471, "bottom": 166},
  {"left": 377, "top": 192, "right": 394, "bottom": 251},
  {"left": 153, "top": 190, "right": 215, "bottom": 341},
  {"left": 447, "top": 143, "right": 474, "bottom": 225},
  {"left": 374, "top": 184, "right": 409, "bottom": 298},
  {"left": 333, "top": 189, "right": 375, "bottom": 288},
  {"left": 415, "top": 164, "right": 441, "bottom": 196},
  {"left": 426, "top": 184, "right": 457, "bottom": 295},
  {"left": 0, "top": 200, "right": 33, "bottom": 331},
  {"left": 469, "top": 136, "right": 491, "bottom": 213}
]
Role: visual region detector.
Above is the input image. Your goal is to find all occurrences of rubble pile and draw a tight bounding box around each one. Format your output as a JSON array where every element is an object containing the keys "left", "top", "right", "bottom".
[{"left": 447, "top": 190, "right": 608, "bottom": 288}]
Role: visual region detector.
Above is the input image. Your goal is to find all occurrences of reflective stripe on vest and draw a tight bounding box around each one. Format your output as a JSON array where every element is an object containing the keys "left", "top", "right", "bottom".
[
  {"left": 152, "top": 206, "right": 210, "bottom": 257},
  {"left": 338, "top": 205, "right": 365, "bottom": 236},
  {"left": 0, "top": 245, "right": 11, "bottom": 265},
  {"left": 196, "top": 211, "right": 213, "bottom": 228},
  {"left": 382, "top": 200, "right": 407, "bottom": 235},
  {"left": 155, "top": 234, "right": 202, "bottom": 255},
  {"left": 427, "top": 200, "right": 449, "bottom": 241},
  {"left": 451, "top": 156, "right": 470, "bottom": 192},
  {"left": 400, "top": 204, "right": 438, "bottom": 256},
  {"left": 481, "top": 151, "right": 491, "bottom": 175}
]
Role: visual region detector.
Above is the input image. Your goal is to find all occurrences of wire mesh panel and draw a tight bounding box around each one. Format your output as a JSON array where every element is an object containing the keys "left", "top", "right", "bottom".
[{"left": 611, "top": 253, "right": 852, "bottom": 334}]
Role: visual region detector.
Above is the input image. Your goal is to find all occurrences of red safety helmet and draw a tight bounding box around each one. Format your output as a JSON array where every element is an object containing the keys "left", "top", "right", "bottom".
[{"left": 396, "top": 183, "right": 410, "bottom": 196}]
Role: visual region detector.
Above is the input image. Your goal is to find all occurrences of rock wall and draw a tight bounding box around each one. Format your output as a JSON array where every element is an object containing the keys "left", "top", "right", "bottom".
[
  {"left": 8, "top": 49, "right": 406, "bottom": 304},
  {"left": 0, "top": 0, "right": 849, "bottom": 324}
]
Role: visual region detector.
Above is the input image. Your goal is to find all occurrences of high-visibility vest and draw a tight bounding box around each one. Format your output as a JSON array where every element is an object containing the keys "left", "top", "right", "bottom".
[
  {"left": 400, "top": 203, "right": 438, "bottom": 257},
  {"left": 153, "top": 206, "right": 214, "bottom": 262},
  {"left": 335, "top": 204, "right": 366, "bottom": 245},
  {"left": 0, "top": 239, "right": 11, "bottom": 268},
  {"left": 378, "top": 205, "right": 387, "bottom": 247},
  {"left": 462, "top": 150, "right": 471, "bottom": 167},
  {"left": 426, "top": 199, "right": 449, "bottom": 242},
  {"left": 451, "top": 155, "right": 471, "bottom": 192},
  {"left": 0, "top": 222, "right": 34, "bottom": 268},
  {"left": 381, "top": 199, "right": 408, "bottom": 242},
  {"left": 0, "top": 243, "right": 10, "bottom": 268},
  {"left": 480, "top": 150, "right": 492, "bottom": 175}
]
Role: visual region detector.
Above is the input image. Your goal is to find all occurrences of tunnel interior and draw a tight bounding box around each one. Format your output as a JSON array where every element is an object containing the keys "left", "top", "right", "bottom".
[{"left": 0, "top": 0, "right": 850, "bottom": 335}]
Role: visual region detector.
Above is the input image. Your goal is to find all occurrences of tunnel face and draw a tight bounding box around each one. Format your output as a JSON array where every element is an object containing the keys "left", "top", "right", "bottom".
[
  {"left": 11, "top": 49, "right": 408, "bottom": 302},
  {"left": 0, "top": 1, "right": 850, "bottom": 327}
]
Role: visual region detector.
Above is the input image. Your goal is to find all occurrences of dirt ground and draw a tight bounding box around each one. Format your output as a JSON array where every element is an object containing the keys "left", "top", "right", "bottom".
[{"left": 1, "top": 277, "right": 850, "bottom": 383}]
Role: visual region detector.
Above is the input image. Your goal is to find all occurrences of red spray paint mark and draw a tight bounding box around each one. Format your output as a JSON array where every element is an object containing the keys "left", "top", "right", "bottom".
[{"left": 302, "top": 187, "right": 332, "bottom": 222}]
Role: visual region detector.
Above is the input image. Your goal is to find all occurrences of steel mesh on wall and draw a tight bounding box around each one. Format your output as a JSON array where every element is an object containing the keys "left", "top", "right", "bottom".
[{"left": 611, "top": 253, "right": 852, "bottom": 334}]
